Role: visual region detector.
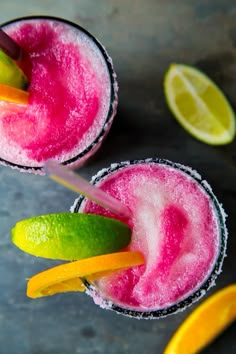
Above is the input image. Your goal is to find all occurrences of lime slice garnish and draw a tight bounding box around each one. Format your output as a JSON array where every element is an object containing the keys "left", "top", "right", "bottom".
[
  {"left": 164, "top": 63, "right": 236, "bottom": 145},
  {"left": 0, "top": 49, "right": 28, "bottom": 89},
  {"left": 11, "top": 213, "right": 131, "bottom": 260}
]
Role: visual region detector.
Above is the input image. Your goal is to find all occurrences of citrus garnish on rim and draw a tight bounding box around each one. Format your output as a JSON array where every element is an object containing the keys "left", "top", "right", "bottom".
[
  {"left": 0, "top": 49, "right": 28, "bottom": 89},
  {"left": 27, "top": 251, "right": 144, "bottom": 298},
  {"left": 164, "top": 63, "right": 236, "bottom": 145},
  {"left": 11, "top": 213, "right": 131, "bottom": 260},
  {"left": 0, "top": 83, "right": 29, "bottom": 104}
]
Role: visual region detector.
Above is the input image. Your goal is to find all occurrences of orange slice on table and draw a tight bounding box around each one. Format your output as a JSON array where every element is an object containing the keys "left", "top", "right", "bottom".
[
  {"left": 27, "top": 251, "right": 144, "bottom": 298},
  {"left": 0, "top": 83, "right": 29, "bottom": 104},
  {"left": 164, "top": 284, "right": 236, "bottom": 354}
]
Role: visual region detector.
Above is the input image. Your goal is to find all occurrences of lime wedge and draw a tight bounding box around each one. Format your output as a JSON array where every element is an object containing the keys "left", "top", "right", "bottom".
[
  {"left": 164, "top": 63, "right": 236, "bottom": 145},
  {"left": 11, "top": 213, "right": 131, "bottom": 260},
  {"left": 0, "top": 49, "right": 28, "bottom": 89}
]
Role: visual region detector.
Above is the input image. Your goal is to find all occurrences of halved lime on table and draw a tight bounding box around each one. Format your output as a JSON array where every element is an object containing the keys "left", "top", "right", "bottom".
[
  {"left": 11, "top": 213, "right": 131, "bottom": 260},
  {"left": 164, "top": 63, "right": 236, "bottom": 145}
]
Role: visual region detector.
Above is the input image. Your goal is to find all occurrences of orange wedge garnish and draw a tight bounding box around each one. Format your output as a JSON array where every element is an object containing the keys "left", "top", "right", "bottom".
[
  {"left": 164, "top": 284, "right": 236, "bottom": 354},
  {"left": 27, "top": 251, "right": 144, "bottom": 298},
  {"left": 0, "top": 83, "right": 29, "bottom": 104}
]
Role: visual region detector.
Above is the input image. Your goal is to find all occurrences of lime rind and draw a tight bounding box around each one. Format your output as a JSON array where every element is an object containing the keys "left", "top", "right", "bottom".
[{"left": 164, "top": 63, "right": 236, "bottom": 145}]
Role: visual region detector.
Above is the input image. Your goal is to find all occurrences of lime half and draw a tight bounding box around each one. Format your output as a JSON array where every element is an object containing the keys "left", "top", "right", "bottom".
[
  {"left": 11, "top": 213, "right": 131, "bottom": 260},
  {"left": 164, "top": 63, "right": 236, "bottom": 145}
]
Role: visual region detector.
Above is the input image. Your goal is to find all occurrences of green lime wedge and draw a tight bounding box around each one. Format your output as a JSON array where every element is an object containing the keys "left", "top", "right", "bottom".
[
  {"left": 11, "top": 213, "right": 131, "bottom": 260},
  {"left": 0, "top": 49, "right": 28, "bottom": 89}
]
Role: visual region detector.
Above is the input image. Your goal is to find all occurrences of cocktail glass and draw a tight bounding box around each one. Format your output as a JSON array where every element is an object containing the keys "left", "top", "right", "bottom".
[
  {"left": 72, "top": 158, "right": 227, "bottom": 319},
  {"left": 0, "top": 16, "right": 118, "bottom": 173}
]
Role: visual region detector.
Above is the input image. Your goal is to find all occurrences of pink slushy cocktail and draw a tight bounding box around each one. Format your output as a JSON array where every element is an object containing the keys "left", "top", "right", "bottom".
[
  {"left": 72, "top": 158, "right": 227, "bottom": 319},
  {"left": 0, "top": 16, "right": 118, "bottom": 173}
]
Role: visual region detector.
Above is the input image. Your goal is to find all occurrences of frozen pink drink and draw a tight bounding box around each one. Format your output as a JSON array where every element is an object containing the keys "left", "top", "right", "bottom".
[
  {"left": 72, "top": 159, "right": 227, "bottom": 319},
  {"left": 0, "top": 16, "right": 118, "bottom": 173}
]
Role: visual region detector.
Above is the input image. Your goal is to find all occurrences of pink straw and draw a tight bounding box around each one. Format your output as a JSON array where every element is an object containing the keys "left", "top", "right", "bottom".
[
  {"left": 44, "top": 160, "right": 132, "bottom": 220},
  {"left": 0, "top": 28, "right": 23, "bottom": 60}
]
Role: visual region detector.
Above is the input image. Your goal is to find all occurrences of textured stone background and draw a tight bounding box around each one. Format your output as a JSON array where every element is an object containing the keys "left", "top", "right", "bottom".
[{"left": 0, "top": 1, "right": 236, "bottom": 353}]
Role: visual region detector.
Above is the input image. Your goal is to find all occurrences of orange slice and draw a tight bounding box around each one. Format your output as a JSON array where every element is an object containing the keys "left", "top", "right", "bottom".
[
  {"left": 164, "top": 284, "right": 236, "bottom": 354},
  {"left": 27, "top": 251, "right": 144, "bottom": 298},
  {"left": 0, "top": 83, "right": 29, "bottom": 104}
]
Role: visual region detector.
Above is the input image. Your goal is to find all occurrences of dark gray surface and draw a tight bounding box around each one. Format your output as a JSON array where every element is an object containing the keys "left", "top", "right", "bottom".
[{"left": 0, "top": 1, "right": 236, "bottom": 353}]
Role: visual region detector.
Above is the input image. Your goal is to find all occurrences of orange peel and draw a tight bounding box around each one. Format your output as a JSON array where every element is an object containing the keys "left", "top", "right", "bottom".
[
  {"left": 0, "top": 83, "right": 29, "bottom": 104},
  {"left": 27, "top": 251, "right": 144, "bottom": 298},
  {"left": 164, "top": 284, "right": 236, "bottom": 354}
]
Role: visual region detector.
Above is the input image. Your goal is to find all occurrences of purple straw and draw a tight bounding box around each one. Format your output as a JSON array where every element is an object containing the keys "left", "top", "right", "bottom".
[
  {"left": 44, "top": 160, "right": 132, "bottom": 220},
  {"left": 0, "top": 28, "right": 23, "bottom": 60}
]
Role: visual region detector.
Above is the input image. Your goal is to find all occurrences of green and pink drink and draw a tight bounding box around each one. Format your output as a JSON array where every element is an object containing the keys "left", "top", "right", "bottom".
[
  {"left": 72, "top": 158, "right": 227, "bottom": 319},
  {"left": 0, "top": 16, "right": 117, "bottom": 173}
]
